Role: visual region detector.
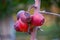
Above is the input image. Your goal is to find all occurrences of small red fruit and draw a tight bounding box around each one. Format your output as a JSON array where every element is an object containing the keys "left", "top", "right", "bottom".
[
  {"left": 17, "top": 10, "right": 30, "bottom": 23},
  {"left": 19, "top": 19, "right": 29, "bottom": 32},
  {"left": 31, "top": 13, "right": 45, "bottom": 26},
  {"left": 14, "top": 19, "right": 29, "bottom": 32}
]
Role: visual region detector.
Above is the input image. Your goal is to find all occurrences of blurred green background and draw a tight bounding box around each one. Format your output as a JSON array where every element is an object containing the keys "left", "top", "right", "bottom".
[{"left": 0, "top": 0, "right": 60, "bottom": 40}]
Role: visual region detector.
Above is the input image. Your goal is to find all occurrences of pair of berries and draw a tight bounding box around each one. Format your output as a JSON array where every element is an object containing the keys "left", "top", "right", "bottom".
[{"left": 14, "top": 10, "right": 45, "bottom": 33}]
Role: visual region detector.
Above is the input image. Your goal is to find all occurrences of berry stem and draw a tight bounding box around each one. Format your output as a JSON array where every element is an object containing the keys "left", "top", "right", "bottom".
[
  {"left": 33, "top": 0, "right": 40, "bottom": 14},
  {"left": 30, "top": 27, "right": 37, "bottom": 40},
  {"left": 30, "top": 0, "right": 40, "bottom": 40}
]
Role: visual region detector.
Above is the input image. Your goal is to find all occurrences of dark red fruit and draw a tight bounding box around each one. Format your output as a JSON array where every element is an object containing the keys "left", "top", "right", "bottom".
[
  {"left": 31, "top": 13, "right": 45, "bottom": 26},
  {"left": 14, "top": 19, "right": 29, "bottom": 32},
  {"left": 17, "top": 10, "right": 31, "bottom": 23}
]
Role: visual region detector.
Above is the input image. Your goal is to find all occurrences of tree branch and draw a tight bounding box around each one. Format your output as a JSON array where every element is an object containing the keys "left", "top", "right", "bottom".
[{"left": 39, "top": 11, "right": 60, "bottom": 17}]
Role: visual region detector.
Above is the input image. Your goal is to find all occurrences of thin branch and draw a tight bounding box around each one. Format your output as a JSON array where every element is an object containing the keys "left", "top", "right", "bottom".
[
  {"left": 39, "top": 11, "right": 60, "bottom": 17},
  {"left": 30, "top": 27, "right": 37, "bottom": 40},
  {"left": 35, "top": 0, "right": 40, "bottom": 9},
  {"left": 30, "top": 0, "right": 40, "bottom": 40}
]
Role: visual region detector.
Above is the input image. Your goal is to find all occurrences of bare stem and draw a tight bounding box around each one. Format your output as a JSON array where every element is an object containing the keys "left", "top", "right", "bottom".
[
  {"left": 30, "top": 0, "right": 40, "bottom": 40},
  {"left": 39, "top": 11, "right": 60, "bottom": 17},
  {"left": 34, "top": 0, "right": 40, "bottom": 14},
  {"left": 35, "top": 0, "right": 40, "bottom": 10},
  {"left": 30, "top": 27, "right": 37, "bottom": 40}
]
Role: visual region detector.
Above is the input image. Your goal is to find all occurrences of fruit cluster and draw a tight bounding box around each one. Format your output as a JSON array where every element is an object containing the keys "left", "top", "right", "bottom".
[{"left": 14, "top": 10, "right": 45, "bottom": 33}]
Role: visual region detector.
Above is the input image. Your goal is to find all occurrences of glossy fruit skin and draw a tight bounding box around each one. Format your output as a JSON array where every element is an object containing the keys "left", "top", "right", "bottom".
[
  {"left": 17, "top": 10, "right": 25, "bottom": 20},
  {"left": 19, "top": 19, "right": 29, "bottom": 32},
  {"left": 17, "top": 10, "right": 31, "bottom": 23},
  {"left": 31, "top": 13, "right": 45, "bottom": 26},
  {"left": 14, "top": 19, "right": 29, "bottom": 32},
  {"left": 14, "top": 10, "right": 45, "bottom": 33}
]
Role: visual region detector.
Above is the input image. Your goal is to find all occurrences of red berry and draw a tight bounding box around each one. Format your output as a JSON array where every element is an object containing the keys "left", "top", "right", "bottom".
[
  {"left": 14, "top": 19, "right": 29, "bottom": 32},
  {"left": 17, "top": 10, "right": 30, "bottom": 23},
  {"left": 19, "top": 19, "right": 29, "bottom": 32},
  {"left": 31, "top": 13, "right": 45, "bottom": 26}
]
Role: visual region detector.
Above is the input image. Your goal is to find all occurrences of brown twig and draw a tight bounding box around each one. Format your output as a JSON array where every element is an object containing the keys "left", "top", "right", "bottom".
[{"left": 39, "top": 11, "right": 60, "bottom": 17}]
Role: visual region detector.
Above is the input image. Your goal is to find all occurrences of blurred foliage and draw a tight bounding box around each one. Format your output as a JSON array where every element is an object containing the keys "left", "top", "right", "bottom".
[
  {"left": 41, "top": 0, "right": 51, "bottom": 9},
  {"left": 0, "top": 0, "right": 60, "bottom": 16}
]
